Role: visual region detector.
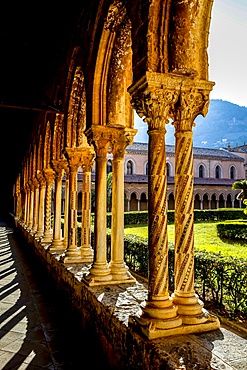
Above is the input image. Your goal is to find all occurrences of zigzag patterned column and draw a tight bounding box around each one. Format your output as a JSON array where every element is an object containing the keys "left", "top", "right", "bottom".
[{"left": 41, "top": 168, "right": 55, "bottom": 244}]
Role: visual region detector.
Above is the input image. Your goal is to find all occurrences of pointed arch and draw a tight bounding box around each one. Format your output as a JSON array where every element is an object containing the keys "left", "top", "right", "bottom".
[
  {"left": 93, "top": 0, "right": 133, "bottom": 128},
  {"left": 66, "top": 67, "right": 88, "bottom": 148}
]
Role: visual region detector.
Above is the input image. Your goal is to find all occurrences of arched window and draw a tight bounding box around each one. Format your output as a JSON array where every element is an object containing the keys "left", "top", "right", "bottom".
[
  {"left": 107, "top": 159, "right": 112, "bottom": 174},
  {"left": 166, "top": 163, "right": 171, "bottom": 177},
  {"left": 127, "top": 160, "right": 133, "bottom": 175},
  {"left": 145, "top": 162, "right": 148, "bottom": 175},
  {"left": 230, "top": 166, "right": 236, "bottom": 180},
  {"left": 215, "top": 165, "right": 221, "bottom": 179},
  {"left": 199, "top": 164, "right": 205, "bottom": 178}
]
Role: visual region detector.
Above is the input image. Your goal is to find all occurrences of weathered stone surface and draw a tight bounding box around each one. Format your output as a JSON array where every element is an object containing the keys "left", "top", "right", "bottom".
[{"left": 19, "top": 223, "right": 247, "bottom": 370}]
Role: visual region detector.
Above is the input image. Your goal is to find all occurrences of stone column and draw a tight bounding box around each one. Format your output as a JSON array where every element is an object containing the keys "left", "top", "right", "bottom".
[
  {"left": 49, "top": 160, "right": 66, "bottom": 252},
  {"left": 63, "top": 167, "right": 69, "bottom": 248},
  {"left": 109, "top": 128, "right": 137, "bottom": 282},
  {"left": 83, "top": 126, "right": 112, "bottom": 284},
  {"left": 80, "top": 152, "right": 95, "bottom": 262},
  {"left": 61, "top": 149, "right": 84, "bottom": 263},
  {"left": 31, "top": 178, "right": 39, "bottom": 235},
  {"left": 41, "top": 168, "right": 55, "bottom": 244},
  {"left": 35, "top": 173, "right": 46, "bottom": 239},
  {"left": 26, "top": 183, "right": 33, "bottom": 230},
  {"left": 24, "top": 185, "right": 29, "bottom": 227},
  {"left": 128, "top": 72, "right": 182, "bottom": 339},
  {"left": 171, "top": 81, "right": 220, "bottom": 332}
]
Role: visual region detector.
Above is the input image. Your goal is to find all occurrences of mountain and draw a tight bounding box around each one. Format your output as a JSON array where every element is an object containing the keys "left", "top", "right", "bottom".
[{"left": 134, "top": 99, "right": 247, "bottom": 149}]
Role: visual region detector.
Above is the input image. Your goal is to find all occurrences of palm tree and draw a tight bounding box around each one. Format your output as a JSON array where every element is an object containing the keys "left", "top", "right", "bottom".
[
  {"left": 232, "top": 179, "right": 247, "bottom": 215},
  {"left": 232, "top": 179, "right": 247, "bottom": 200}
]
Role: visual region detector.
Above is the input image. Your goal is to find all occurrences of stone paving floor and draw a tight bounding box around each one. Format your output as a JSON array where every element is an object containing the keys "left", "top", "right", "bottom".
[
  {"left": 0, "top": 219, "right": 247, "bottom": 369},
  {"left": 0, "top": 220, "right": 108, "bottom": 369}
]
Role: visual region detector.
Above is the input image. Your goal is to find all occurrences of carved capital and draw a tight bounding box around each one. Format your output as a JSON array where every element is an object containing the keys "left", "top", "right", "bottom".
[
  {"left": 64, "top": 147, "right": 91, "bottom": 169},
  {"left": 86, "top": 125, "right": 111, "bottom": 157},
  {"left": 36, "top": 170, "right": 46, "bottom": 187},
  {"left": 128, "top": 72, "right": 182, "bottom": 130},
  {"left": 52, "top": 159, "right": 68, "bottom": 178},
  {"left": 43, "top": 168, "right": 55, "bottom": 184},
  {"left": 172, "top": 80, "right": 214, "bottom": 132},
  {"left": 110, "top": 127, "right": 137, "bottom": 157}
]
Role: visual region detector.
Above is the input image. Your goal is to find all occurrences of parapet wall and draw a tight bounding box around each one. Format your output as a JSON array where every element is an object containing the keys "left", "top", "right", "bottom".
[{"left": 15, "top": 220, "right": 229, "bottom": 370}]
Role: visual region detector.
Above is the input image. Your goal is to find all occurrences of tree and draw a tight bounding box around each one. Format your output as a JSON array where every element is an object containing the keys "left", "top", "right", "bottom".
[
  {"left": 232, "top": 179, "right": 247, "bottom": 214},
  {"left": 106, "top": 172, "right": 113, "bottom": 212}
]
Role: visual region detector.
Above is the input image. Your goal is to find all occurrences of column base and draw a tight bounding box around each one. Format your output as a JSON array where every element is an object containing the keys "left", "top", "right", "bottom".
[
  {"left": 60, "top": 247, "right": 84, "bottom": 264},
  {"left": 49, "top": 239, "right": 66, "bottom": 252},
  {"left": 41, "top": 233, "right": 53, "bottom": 245},
  {"left": 129, "top": 312, "right": 220, "bottom": 340},
  {"left": 82, "top": 262, "right": 112, "bottom": 286},
  {"left": 80, "top": 247, "right": 94, "bottom": 262},
  {"left": 110, "top": 262, "right": 136, "bottom": 283},
  {"left": 172, "top": 292, "right": 210, "bottom": 325}
]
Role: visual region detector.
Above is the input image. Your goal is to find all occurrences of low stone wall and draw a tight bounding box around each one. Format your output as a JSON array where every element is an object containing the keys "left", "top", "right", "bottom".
[{"left": 15, "top": 220, "right": 226, "bottom": 370}]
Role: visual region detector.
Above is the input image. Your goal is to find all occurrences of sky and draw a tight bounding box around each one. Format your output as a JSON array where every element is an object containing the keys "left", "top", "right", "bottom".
[{"left": 209, "top": 0, "right": 247, "bottom": 107}]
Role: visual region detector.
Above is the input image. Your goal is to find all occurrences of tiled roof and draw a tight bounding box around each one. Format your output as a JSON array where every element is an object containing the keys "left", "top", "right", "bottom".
[
  {"left": 124, "top": 175, "right": 237, "bottom": 186},
  {"left": 126, "top": 142, "right": 244, "bottom": 161}
]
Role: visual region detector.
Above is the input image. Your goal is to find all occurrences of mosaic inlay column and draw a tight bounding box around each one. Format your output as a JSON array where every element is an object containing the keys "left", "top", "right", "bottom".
[
  {"left": 41, "top": 168, "right": 55, "bottom": 244},
  {"left": 83, "top": 126, "right": 112, "bottom": 284},
  {"left": 80, "top": 151, "right": 95, "bottom": 262},
  {"left": 61, "top": 149, "right": 84, "bottom": 263},
  {"left": 171, "top": 81, "right": 220, "bottom": 331},
  {"left": 128, "top": 72, "right": 182, "bottom": 338},
  {"left": 109, "top": 128, "right": 137, "bottom": 282},
  {"left": 49, "top": 160, "right": 66, "bottom": 252}
]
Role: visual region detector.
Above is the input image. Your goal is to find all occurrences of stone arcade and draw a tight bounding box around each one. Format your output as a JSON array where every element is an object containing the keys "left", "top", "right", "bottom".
[{"left": 13, "top": 1, "right": 222, "bottom": 367}]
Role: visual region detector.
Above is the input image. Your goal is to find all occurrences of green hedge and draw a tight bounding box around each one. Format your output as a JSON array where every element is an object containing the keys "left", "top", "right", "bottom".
[
  {"left": 92, "top": 230, "right": 247, "bottom": 319},
  {"left": 103, "top": 208, "right": 247, "bottom": 227},
  {"left": 217, "top": 221, "right": 247, "bottom": 240}
]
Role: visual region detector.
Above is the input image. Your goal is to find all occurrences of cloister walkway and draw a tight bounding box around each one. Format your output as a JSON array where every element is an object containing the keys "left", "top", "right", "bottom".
[
  {"left": 0, "top": 218, "right": 247, "bottom": 369},
  {"left": 0, "top": 219, "right": 108, "bottom": 369}
]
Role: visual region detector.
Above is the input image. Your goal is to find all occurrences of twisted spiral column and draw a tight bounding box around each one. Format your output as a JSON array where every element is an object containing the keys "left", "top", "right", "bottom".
[
  {"left": 171, "top": 82, "right": 220, "bottom": 331},
  {"left": 128, "top": 73, "right": 183, "bottom": 337}
]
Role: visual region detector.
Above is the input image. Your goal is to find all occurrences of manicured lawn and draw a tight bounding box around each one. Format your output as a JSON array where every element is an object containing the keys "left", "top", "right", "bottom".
[{"left": 124, "top": 222, "right": 247, "bottom": 259}]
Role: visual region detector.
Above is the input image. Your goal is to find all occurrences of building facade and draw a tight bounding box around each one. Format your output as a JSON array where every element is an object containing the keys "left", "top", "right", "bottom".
[{"left": 83, "top": 142, "right": 244, "bottom": 212}]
